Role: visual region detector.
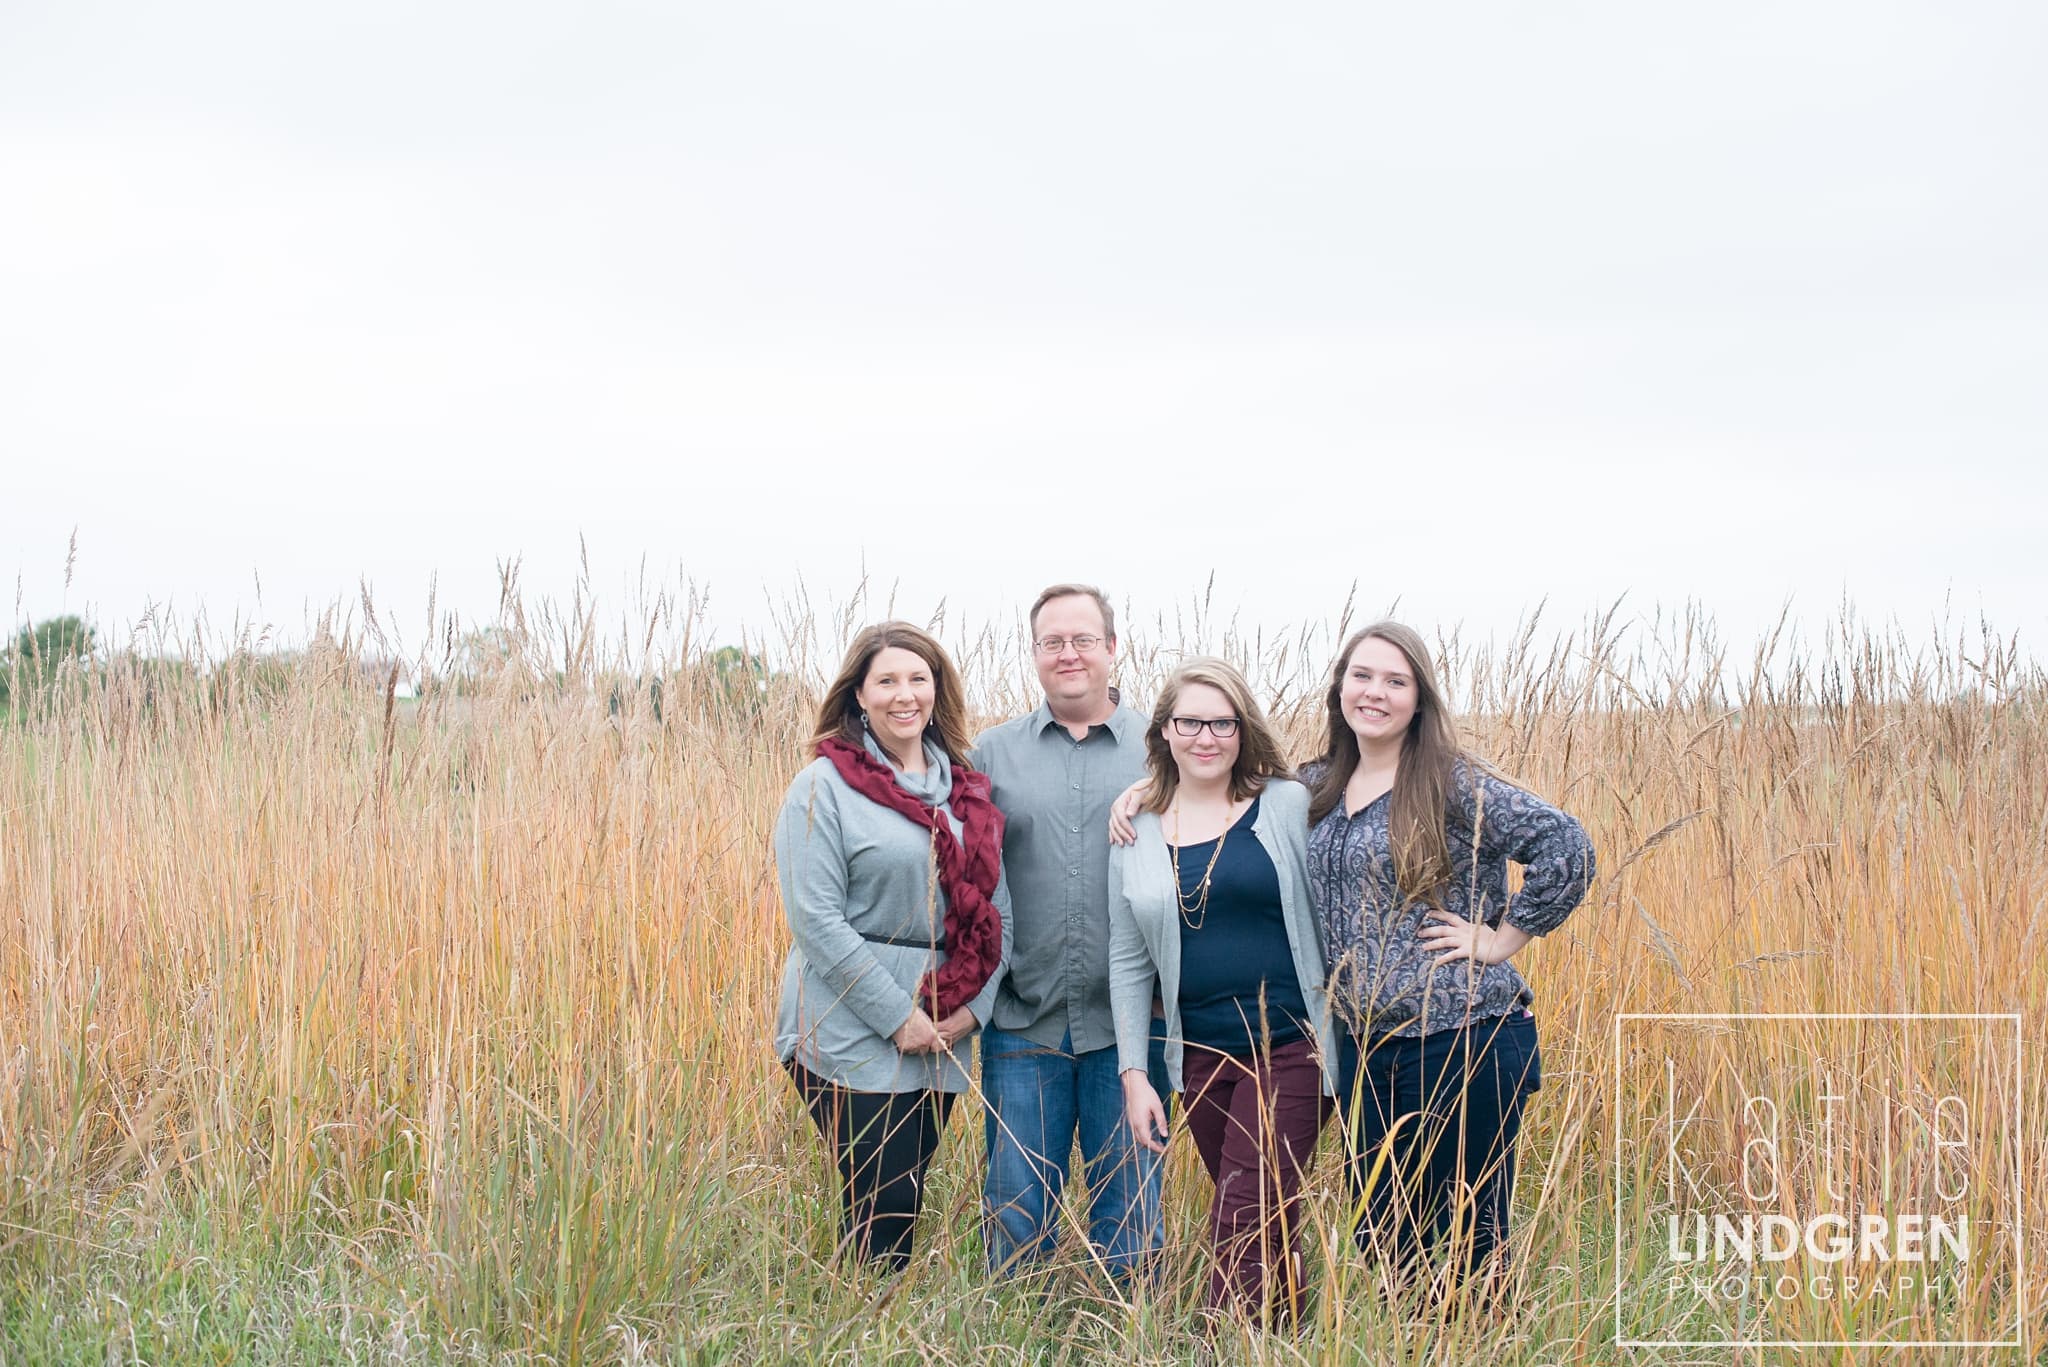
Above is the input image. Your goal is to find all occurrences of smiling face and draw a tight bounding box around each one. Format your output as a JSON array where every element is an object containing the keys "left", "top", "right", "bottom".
[
  {"left": 1031, "top": 592, "right": 1115, "bottom": 715},
  {"left": 1162, "top": 681, "right": 1241, "bottom": 788},
  {"left": 856, "top": 646, "right": 938, "bottom": 758},
  {"left": 1339, "top": 634, "right": 1420, "bottom": 747}
]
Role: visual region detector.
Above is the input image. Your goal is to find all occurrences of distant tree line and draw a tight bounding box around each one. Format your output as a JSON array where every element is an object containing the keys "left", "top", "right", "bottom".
[
  {"left": 3, "top": 614, "right": 789, "bottom": 723},
  {"left": 0, "top": 615, "right": 95, "bottom": 708}
]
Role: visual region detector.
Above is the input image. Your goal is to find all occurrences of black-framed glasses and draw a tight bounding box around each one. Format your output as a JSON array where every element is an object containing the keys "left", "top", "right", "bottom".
[
  {"left": 1168, "top": 716, "right": 1239, "bottom": 738},
  {"left": 1032, "top": 634, "right": 1104, "bottom": 655}
]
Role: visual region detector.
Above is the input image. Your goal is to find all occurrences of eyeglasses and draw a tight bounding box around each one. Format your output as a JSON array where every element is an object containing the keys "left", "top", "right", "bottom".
[
  {"left": 1168, "top": 716, "right": 1239, "bottom": 738},
  {"left": 1032, "top": 634, "right": 1104, "bottom": 655}
]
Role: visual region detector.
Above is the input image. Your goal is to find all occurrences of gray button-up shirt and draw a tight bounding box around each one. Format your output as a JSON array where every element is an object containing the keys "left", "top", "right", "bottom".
[{"left": 972, "top": 694, "right": 1149, "bottom": 1052}]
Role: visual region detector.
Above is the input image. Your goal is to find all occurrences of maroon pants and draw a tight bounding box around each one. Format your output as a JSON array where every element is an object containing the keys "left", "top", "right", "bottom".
[{"left": 1181, "top": 1036, "right": 1331, "bottom": 1324}]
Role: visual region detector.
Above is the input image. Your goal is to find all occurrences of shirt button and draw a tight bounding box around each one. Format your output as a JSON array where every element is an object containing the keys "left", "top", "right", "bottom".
[
  {"left": 1068, "top": 867, "right": 1079, "bottom": 877},
  {"left": 1070, "top": 825, "right": 1080, "bottom": 833},
  {"left": 1070, "top": 782, "right": 1080, "bottom": 790}
]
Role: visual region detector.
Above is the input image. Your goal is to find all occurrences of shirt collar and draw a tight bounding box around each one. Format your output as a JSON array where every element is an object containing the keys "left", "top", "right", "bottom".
[{"left": 1030, "top": 686, "right": 1143, "bottom": 744}]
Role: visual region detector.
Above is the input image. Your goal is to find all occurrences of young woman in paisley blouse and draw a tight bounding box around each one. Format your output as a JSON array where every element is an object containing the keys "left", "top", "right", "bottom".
[{"left": 1302, "top": 620, "right": 1594, "bottom": 1296}]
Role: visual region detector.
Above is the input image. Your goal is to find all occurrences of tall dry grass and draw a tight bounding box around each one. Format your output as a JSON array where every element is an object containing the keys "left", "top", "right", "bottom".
[{"left": 2, "top": 586, "right": 2044, "bottom": 1363}]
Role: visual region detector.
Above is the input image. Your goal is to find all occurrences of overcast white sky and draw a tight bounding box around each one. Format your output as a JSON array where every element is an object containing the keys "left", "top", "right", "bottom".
[{"left": 5, "top": 1, "right": 2044, "bottom": 666}]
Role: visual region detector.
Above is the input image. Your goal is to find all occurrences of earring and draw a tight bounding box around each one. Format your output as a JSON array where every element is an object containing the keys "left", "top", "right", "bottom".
[{"left": 860, "top": 710, "right": 870, "bottom": 730}]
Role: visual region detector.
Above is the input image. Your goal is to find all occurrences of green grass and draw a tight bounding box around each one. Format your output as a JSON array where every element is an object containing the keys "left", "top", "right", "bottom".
[{"left": 5, "top": 1111, "right": 1623, "bottom": 1366}]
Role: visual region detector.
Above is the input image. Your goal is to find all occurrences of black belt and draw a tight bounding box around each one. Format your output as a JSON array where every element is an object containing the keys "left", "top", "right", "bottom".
[{"left": 862, "top": 932, "right": 944, "bottom": 949}]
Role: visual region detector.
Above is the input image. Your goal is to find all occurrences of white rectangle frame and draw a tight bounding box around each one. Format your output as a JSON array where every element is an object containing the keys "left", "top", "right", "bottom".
[{"left": 1610, "top": 1011, "right": 2025, "bottom": 1351}]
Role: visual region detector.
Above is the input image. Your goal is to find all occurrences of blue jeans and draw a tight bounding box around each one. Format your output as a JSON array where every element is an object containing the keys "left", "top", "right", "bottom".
[{"left": 981, "top": 1022, "right": 1171, "bottom": 1275}]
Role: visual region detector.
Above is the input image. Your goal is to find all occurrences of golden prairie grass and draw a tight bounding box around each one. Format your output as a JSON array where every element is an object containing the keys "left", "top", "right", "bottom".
[{"left": 1, "top": 586, "right": 2044, "bottom": 1363}]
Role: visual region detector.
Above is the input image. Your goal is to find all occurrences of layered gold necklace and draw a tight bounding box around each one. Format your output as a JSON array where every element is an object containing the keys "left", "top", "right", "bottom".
[{"left": 1168, "top": 801, "right": 1233, "bottom": 930}]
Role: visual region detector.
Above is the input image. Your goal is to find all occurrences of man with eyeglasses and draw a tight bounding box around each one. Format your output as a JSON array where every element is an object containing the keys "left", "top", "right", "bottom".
[{"left": 971, "top": 582, "right": 1170, "bottom": 1279}]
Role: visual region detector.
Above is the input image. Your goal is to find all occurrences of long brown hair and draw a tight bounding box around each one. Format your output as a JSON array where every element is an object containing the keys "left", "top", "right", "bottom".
[
  {"left": 1140, "top": 657, "right": 1292, "bottom": 814},
  {"left": 1305, "top": 621, "right": 1460, "bottom": 903},
  {"left": 808, "top": 622, "right": 974, "bottom": 768}
]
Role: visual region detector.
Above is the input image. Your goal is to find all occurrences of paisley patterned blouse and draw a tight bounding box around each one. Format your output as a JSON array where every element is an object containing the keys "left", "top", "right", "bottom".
[{"left": 1303, "top": 758, "right": 1595, "bottom": 1038}]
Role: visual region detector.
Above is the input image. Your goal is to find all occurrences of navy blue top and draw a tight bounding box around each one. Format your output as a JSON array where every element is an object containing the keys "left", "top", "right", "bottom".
[{"left": 1174, "top": 795, "right": 1311, "bottom": 1057}]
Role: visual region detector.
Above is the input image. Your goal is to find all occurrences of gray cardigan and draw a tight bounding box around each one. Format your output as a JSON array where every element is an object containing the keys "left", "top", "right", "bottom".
[
  {"left": 1107, "top": 778, "right": 1338, "bottom": 1095},
  {"left": 773, "top": 738, "right": 1012, "bottom": 1093}
]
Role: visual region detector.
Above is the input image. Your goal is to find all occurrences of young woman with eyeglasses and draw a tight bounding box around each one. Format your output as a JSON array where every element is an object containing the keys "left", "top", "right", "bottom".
[{"left": 1106, "top": 657, "right": 1337, "bottom": 1327}]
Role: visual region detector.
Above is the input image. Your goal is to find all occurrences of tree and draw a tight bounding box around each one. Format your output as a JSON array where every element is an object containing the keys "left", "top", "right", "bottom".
[
  {"left": 447, "top": 626, "right": 523, "bottom": 694},
  {"left": 706, "top": 645, "right": 787, "bottom": 719},
  {"left": 0, "top": 615, "right": 96, "bottom": 708}
]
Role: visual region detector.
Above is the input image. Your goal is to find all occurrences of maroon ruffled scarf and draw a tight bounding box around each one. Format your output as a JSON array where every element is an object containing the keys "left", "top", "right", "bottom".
[{"left": 816, "top": 736, "right": 1006, "bottom": 1019}]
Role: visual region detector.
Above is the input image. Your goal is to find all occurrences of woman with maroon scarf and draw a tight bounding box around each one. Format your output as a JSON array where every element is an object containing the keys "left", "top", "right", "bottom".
[{"left": 773, "top": 621, "right": 1011, "bottom": 1271}]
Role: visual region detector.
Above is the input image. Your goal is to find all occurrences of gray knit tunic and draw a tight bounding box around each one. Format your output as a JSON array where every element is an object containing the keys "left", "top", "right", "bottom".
[{"left": 773, "top": 735, "right": 1012, "bottom": 1092}]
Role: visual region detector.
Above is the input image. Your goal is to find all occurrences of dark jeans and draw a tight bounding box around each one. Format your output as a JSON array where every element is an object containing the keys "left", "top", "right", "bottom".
[
  {"left": 1337, "top": 1012, "right": 1541, "bottom": 1284},
  {"left": 788, "top": 1062, "right": 957, "bottom": 1272},
  {"left": 1181, "top": 1036, "right": 1332, "bottom": 1326}
]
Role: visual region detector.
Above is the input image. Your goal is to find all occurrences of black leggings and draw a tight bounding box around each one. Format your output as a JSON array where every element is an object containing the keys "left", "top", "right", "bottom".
[{"left": 788, "top": 1062, "right": 957, "bottom": 1272}]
